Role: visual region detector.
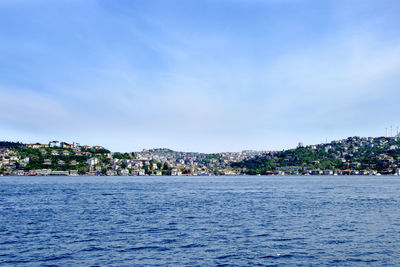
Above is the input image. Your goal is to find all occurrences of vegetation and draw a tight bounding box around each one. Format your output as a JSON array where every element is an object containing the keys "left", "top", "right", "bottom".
[
  {"left": 232, "top": 137, "right": 400, "bottom": 174},
  {"left": 112, "top": 152, "right": 131, "bottom": 159},
  {"left": 0, "top": 141, "right": 25, "bottom": 149}
]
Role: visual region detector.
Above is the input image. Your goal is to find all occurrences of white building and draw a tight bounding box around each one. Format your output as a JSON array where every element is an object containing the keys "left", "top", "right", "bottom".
[
  {"left": 171, "top": 169, "right": 182, "bottom": 176},
  {"left": 118, "top": 169, "right": 130, "bottom": 176},
  {"left": 87, "top": 158, "right": 99, "bottom": 166}
]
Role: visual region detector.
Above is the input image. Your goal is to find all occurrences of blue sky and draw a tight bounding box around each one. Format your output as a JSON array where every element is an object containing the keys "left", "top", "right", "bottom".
[{"left": 1, "top": 0, "right": 400, "bottom": 152}]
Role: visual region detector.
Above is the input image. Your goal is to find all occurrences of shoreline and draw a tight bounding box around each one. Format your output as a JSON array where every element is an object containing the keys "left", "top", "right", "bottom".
[{"left": 0, "top": 174, "right": 395, "bottom": 177}]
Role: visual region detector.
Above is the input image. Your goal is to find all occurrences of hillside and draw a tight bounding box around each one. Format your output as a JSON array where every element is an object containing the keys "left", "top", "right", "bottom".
[{"left": 232, "top": 136, "right": 400, "bottom": 175}]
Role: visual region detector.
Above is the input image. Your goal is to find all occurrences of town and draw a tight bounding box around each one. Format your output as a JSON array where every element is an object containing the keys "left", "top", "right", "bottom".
[
  {"left": 0, "top": 141, "right": 264, "bottom": 176},
  {"left": 2, "top": 135, "right": 400, "bottom": 176}
]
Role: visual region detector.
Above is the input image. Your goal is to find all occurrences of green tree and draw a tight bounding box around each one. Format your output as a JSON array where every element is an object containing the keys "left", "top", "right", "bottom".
[{"left": 157, "top": 162, "right": 162, "bottom": 169}]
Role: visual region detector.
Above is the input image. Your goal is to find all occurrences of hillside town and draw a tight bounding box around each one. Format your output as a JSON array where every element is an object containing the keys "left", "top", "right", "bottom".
[
  {"left": 2, "top": 136, "right": 400, "bottom": 176},
  {"left": 0, "top": 141, "right": 263, "bottom": 176},
  {"left": 233, "top": 136, "right": 400, "bottom": 176}
]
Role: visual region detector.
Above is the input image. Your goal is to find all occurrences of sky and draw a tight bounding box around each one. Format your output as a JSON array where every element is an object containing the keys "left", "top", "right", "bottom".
[{"left": 1, "top": 0, "right": 400, "bottom": 152}]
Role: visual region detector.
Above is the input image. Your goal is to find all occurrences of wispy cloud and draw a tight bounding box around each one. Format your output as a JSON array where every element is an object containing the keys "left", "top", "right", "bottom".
[{"left": 0, "top": 0, "right": 399, "bottom": 151}]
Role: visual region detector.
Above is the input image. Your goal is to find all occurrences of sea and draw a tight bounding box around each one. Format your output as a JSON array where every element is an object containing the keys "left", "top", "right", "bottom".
[{"left": 1, "top": 175, "right": 400, "bottom": 266}]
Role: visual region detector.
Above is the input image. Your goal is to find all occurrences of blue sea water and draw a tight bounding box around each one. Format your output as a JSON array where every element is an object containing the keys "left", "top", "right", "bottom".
[{"left": 1, "top": 176, "right": 400, "bottom": 266}]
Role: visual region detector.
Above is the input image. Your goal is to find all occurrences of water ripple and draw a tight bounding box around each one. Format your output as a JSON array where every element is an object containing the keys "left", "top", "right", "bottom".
[{"left": 1, "top": 175, "right": 400, "bottom": 265}]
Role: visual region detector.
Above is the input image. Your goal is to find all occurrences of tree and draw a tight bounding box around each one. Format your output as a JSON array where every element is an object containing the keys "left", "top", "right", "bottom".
[
  {"left": 157, "top": 162, "right": 162, "bottom": 169},
  {"left": 163, "top": 162, "right": 170, "bottom": 170}
]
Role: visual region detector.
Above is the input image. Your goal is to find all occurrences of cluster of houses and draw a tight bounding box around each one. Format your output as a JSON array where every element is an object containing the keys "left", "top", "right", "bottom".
[
  {"left": 3, "top": 137, "right": 400, "bottom": 176},
  {"left": 0, "top": 143, "right": 261, "bottom": 176},
  {"left": 257, "top": 136, "right": 400, "bottom": 175},
  {"left": 262, "top": 169, "right": 390, "bottom": 176}
]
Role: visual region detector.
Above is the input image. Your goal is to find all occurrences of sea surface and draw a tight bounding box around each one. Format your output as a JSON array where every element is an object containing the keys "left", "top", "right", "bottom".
[{"left": 1, "top": 176, "right": 400, "bottom": 266}]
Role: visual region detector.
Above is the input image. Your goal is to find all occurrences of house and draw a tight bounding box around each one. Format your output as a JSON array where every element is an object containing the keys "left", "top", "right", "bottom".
[
  {"left": 49, "top": 141, "right": 60, "bottom": 148},
  {"left": 9, "top": 156, "right": 19, "bottom": 161},
  {"left": 12, "top": 170, "right": 26, "bottom": 176},
  {"left": 171, "top": 169, "right": 182, "bottom": 176},
  {"left": 60, "top": 142, "right": 73, "bottom": 149},
  {"left": 138, "top": 169, "right": 145, "bottom": 176},
  {"left": 70, "top": 160, "right": 78, "bottom": 166},
  {"left": 350, "top": 162, "right": 361, "bottom": 168},
  {"left": 44, "top": 159, "right": 52, "bottom": 165},
  {"left": 69, "top": 170, "right": 79, "bottom": 176},
  {"left": 57, "top": 160, "right": 65, "bottom": 165},
  {"left": 359, "top": 170, "right": 370, "bottom": 175},
  {"left": 51, "top": 150, "right": 59, "bottom": 156},
  {"left": 40, "top": 149, "right": 47, "bottom": 155},
  {"left": 223, "top": 170, "right": 238, "bottom": 175},
  {"left": 36, "top": 169, "right": 52, "bottom": 175},
  {"left": 87, "top": 158, "right": 99, "bottom": 166},
  {"left": 106, "top": 170, "right": 117, "bottom": 176},
  {"left": 62, "top": 150, "right": 70, "bottom": 156},
  {"left": 27, "top": 143, "right": 42, "bottom": 149},
  {"left": 93, "top": 145, "right": 103, "bottom": 150},
  {"left": 118, "top": 169, "right": 129, "bottom": 176}
]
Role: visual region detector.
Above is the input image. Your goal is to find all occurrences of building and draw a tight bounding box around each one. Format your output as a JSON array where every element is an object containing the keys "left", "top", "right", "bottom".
[
  {"left": 51, "top": 170, "right": 69, "bottom": 176},
  {"left": 171, "top": 169, "right": 182, "bottom": 176},
  {"left": 106, "top": 170, "right": 117, "bottom": 176},
  {"left": 87, "top": 158, "right": 99, "bottom": 166},
  {"left": 27, "top": 143, "right": 44, "bottom": 149},
  {"left": 35, "top": 169, "right": 52, "bottom": 175},
  {"left": 60, "top": 142, "right": 74, "bottom": 149},
  {"left": 49, "top": 141, "right": 60, "bottom": 148},
  {"left": 69, "top": 170, "right": 79, "bottom": 176},
  {"left": 118, "top": 169, "right": 130, "bottom": 176}
]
